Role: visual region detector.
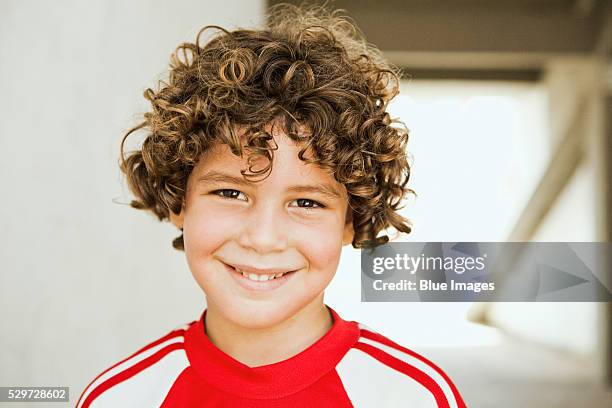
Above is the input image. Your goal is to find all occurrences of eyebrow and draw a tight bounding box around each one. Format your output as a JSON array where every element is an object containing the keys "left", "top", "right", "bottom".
[{"left": 196, "top": 171, "right": 343, "bottom": 200}]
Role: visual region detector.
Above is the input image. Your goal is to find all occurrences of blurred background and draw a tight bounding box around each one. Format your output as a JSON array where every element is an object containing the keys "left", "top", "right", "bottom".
[{"left": 1, "top": 0, "right": 610, "bottom": 407}]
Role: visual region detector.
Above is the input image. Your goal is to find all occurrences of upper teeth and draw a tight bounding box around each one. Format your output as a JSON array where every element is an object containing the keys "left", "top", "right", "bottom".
[{"left": 235, "top": 268, "right": 286, "bottom": 282}]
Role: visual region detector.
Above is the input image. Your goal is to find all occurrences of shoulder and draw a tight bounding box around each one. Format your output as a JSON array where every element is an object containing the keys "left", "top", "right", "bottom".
[
  {"left": 336, "top": 322, "right": 467, "bottom": 408},
  {"left": 76, "top": 321, "right": 195, "bottom": 408}
]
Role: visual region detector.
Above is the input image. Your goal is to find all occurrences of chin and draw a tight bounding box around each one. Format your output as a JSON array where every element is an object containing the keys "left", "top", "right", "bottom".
[{"left": 223, "top": 299, "right": 303, "bottom": 329}]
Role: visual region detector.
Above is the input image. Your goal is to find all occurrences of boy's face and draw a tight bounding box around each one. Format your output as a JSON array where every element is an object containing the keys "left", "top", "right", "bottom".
[{"left": 170, "top": 124, "right": 354, "bottom": 329}]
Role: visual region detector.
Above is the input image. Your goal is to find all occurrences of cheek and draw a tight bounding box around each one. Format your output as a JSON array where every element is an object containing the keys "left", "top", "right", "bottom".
[
  {"left": 182, "top": 203, "right": 245, "bottom": 297},
  {"left": 295, "top": 222, "right": 343, "bottom": 275},
  {"left": 183, "top": 202, "right": 239, "bottom": 253}
]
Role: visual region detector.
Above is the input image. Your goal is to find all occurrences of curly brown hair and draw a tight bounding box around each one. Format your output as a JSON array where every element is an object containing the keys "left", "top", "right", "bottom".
[{"left": 119, "top": 2, "right": 414, "bottom": 251}]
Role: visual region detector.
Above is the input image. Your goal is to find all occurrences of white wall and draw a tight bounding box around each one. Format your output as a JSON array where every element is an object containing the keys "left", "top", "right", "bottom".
[{"left": 0, "top": 0, "right": 265, "bottom": 404}]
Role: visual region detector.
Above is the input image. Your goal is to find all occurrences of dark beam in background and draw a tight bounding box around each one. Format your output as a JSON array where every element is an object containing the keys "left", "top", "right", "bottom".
[
  {"left": 269, "top": 0, "right": 607, "bottom": 54},
  {"left": 400, "top": 67, "right": 542, "bottom": 82}
]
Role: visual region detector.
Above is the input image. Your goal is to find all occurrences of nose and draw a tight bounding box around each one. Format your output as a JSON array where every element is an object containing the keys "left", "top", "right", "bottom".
[{"left": 237, "top": 201, "right": 288, "bottom": 254}]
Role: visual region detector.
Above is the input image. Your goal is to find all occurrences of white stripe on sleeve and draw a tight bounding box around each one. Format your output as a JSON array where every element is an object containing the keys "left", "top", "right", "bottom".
[
  {"left": 336, "top": 348, "right": 437, "bottom": 407},
  {"left": 89, "top": 348, "right": 190, "bottom": 407},
  {"left": 358, "top": 336, "right": 458, "bottom": 408},
  {"left": 77, "top": 336, "right": 184, "bottom": 407}
]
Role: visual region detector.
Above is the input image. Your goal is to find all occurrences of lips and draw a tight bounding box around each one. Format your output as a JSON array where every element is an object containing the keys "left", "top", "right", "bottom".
[
  {"left": 226, "top": 263, "right": 296, "bottom": 281},
  {"left": 226, "top": 263, "right": 294, "bottom": 276},
  {"left": 222, "top": 262, "right": 297, "bottom": 291},
  {"left": 233, "top": 267, "right": 290, "bottom": 282}
]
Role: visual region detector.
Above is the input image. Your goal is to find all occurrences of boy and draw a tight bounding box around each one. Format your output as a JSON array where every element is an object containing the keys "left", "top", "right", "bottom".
[{"left": 77, "top": 3, "right": 466, "bottom": 407}]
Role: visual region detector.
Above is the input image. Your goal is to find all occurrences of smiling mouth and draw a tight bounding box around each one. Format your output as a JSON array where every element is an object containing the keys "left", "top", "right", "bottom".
[{"left": 224, "top": 263, "right": 297, "bottom": 282}]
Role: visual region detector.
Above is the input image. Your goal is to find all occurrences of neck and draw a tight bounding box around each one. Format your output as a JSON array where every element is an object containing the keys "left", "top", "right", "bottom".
[{"left": 204, "top": 295, "right": 333, "bottom": 367}]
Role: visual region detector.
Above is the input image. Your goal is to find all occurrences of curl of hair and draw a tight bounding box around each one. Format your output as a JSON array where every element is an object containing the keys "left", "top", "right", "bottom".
[{"left": 119, "top": 2, "right": 415, "bottom": 251}]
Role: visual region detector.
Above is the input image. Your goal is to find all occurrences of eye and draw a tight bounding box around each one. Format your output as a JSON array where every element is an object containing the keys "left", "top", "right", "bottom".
[
  {"left": 291, "top": 198, "right": 325, "bottom": 209},
  {"left": 211, "top": 189, "right": 247, "bottom": 201}
]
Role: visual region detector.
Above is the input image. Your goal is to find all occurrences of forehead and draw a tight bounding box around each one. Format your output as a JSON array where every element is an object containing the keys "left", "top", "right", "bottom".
[{"left": 190, "top": 127, "right": 346, "bottom": 198}]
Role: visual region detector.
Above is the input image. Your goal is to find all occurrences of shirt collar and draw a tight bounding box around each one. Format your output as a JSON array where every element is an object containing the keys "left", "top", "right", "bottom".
[{"left": 184, "top": 305, "right": 360, "bottom": 399}]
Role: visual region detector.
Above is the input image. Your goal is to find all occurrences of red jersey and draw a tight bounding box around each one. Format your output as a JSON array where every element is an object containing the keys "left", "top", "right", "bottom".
[{"left": 77, "top": 306, "right": 466, "bottom": 407}]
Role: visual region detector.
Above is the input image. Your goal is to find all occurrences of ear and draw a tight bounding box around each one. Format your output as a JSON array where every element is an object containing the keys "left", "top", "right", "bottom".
[
  {"left": 342, "top": 206, "right": 354, "bottom": 246},
  {"left": 169, "top": 204, "right": 185, "bottom": 230}
]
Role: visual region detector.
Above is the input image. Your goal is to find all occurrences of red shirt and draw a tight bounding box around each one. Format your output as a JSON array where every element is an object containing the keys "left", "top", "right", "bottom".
[{"left": 77, "top": 306, "right": 466, "bottom": 407}]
